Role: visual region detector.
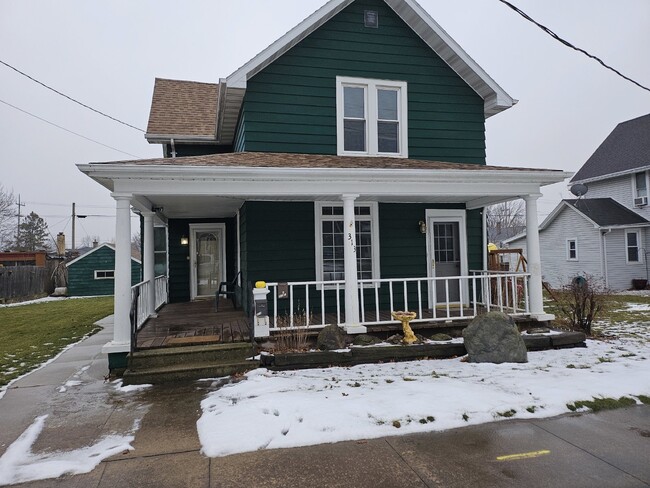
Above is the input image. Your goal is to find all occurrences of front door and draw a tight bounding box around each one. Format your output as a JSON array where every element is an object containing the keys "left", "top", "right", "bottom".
[
  {"left": 426, "top": 210, "right": 468, "bottom": 306},
  {"left": 190, "top": 224, "right": 226, "bottom": 299}
]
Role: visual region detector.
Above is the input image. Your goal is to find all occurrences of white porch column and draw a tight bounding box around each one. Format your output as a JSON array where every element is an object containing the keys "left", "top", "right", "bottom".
[
  {"left": 342, "top": 194, "right": 365, "bottom": 333},
  {"left": 103, "top": 194, "right": 133, "bottom": 354},
  {"left": 525, "top": 194, "right": 553, "bottom": 321},
  {"left": 142, "top": 211, "right": 157, "bottom": 318}
]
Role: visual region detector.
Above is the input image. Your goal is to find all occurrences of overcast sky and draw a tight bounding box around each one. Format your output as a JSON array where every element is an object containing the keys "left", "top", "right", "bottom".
[{"left": 1, "top": 0, "right": 649, "bottom": 246}]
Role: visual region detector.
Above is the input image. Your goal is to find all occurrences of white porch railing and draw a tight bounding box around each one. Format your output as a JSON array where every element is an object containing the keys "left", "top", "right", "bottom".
[
  {"left": 131, "top": 275, "right": 168, "bottom": 331},
  {"left": 265, "top": 271, "right": 530, "bottom": 332}
]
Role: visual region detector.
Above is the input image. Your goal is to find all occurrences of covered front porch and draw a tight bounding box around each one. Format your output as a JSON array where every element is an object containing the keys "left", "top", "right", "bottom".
[{"left": 78, "top": 153, "right": 570, "bottom": 365}]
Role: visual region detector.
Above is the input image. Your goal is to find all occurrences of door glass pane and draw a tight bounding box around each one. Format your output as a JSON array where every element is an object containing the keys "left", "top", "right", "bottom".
[
  {"left": 432, "top": 221, "right": 461, "bottom": 302},
  {"left": 196, "top": 231, "right": 221, "bottom": 296}
]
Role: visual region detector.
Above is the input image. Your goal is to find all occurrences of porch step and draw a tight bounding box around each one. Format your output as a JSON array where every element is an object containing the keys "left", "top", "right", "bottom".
[
  {"left": 123, "top": 342, "right": 258, "bottom": 385},
  {"left": 128, "top": 342, "right": 255, "bottom": 369},
  {"left": 122, "top": 360, "right": 258, "bottom": 386}
]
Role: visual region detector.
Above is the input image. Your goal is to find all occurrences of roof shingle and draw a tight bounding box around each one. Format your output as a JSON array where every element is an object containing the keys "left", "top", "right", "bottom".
[
  {"left": 565, "top": 198, "right": 649, "bottom": 226},
  {"left": 146, "top": 78, "right": 219, "bottom": 139}
]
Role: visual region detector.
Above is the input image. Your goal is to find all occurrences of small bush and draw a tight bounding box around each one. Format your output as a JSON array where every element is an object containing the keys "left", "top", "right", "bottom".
[
  {"left": 547, "top": 275, "right": 610, "bottom": 336},
  {"left": 273, "top": 311, "right": 310, "bottom": 352}
]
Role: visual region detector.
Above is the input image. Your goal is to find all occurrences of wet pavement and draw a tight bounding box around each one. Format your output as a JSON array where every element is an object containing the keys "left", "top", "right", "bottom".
[{"left": 0, "top": 317, "right": 648, "bottom": 487}]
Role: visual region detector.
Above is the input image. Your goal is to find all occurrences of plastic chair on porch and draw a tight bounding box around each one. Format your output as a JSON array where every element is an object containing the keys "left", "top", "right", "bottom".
[{"left": 215, "top": 271, "right": 241, "bottom": 312}]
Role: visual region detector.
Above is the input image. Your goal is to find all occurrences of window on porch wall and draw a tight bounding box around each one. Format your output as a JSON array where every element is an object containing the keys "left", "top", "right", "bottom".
[{"left": 316, "top": 204, "right": 379, "bottom": 283}]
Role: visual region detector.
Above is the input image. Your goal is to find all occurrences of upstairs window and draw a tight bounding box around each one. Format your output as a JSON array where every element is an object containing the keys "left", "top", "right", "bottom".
[
  {"left": 566, "top": 238, "right": 578, "bottom": 261},
  {"left": 337, "top": 77, "right": 408, "bottom": 157},
  {"left": 635, "top": 172, "right": 648, "bottom": 198}
]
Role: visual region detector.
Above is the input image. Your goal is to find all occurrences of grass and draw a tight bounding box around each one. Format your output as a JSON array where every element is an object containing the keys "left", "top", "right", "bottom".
[
  {"left": 0, "top": 297, "right": 113, "bottom": 388},
  {"left": 566, "top": 396, "right": 637, "bottom": 413}
]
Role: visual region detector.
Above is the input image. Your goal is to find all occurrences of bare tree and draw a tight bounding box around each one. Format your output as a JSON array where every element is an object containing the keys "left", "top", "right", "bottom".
[
  {"left": 0, "top": 185, "right": 15, "bottom": 250},
  {"left": 80, "top": 234, "right": 102, "bottom": 248},
  {"left": 486, "top": 200, "right": 526, "bottom": 244}
]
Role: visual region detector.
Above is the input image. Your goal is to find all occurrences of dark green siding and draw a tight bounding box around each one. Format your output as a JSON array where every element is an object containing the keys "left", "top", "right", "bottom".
[
  {"left": 168, "top": 218, "right": 237, "bottom": 303},
  {"left": 238, "top": 201, "right": 483, "bottom": 314},
  {"left": 241, "top": 0, "right": 486, "bottom": 163},
  {"left": 67, "top": 246, "right": 141, "bottom": 297}
]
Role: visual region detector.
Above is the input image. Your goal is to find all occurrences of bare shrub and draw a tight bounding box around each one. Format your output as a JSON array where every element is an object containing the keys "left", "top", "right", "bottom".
[
  {"left": 273, "top": 311, "right": 311, "bottom": 353},
  {"left": 547, "top": 275, "right": 610, "bottom": 336}
]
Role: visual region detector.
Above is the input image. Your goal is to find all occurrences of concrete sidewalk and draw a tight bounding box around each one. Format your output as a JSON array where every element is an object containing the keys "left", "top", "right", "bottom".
[{"left": 1, "top": 317, "right": 648, "bottom": 487}]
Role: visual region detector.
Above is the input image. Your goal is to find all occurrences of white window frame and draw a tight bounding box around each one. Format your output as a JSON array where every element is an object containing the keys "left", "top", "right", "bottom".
[
  {"left": 336, "top": 76, "right": 408, "bottom": 158},
  {"left": 566, "top": 238, "right": 578, "bottom": 261},
  {"left": 625, "top": 229, "right": 642, "bottom": 264},
  {"left": 94, "top": 270, "right": 115, "bottom": 279},
  {"left": 633, "top": 171, "right": 648, "bottom": 200},
  {"left": 314, "top": 201, "right": 380, "bottom": 288}
]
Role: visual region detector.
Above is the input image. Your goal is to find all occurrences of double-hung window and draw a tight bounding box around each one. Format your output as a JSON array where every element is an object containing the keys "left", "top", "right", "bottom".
[
  {"left": 634, "top": 172, "right": 648, "bottom": 206},
  {"left": 315, "top": 202, "right": 380, "bottom": 284},
  {"left": 566, "top": 238, "right": 578, "bottom": 261},
  {"left": 626, "top": 230, "right": 641, "bottom": 263},
  {"left": 336, "top": 76, "right": 408, "bottom": 157},
  {"left": 95, "top": 270, "right": 115, "bottom": 279}
]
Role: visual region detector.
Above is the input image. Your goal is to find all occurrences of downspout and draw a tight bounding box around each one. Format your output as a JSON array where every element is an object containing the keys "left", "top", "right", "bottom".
[{"left": 601, "top": 229, "right": 611, "bottom": 287}]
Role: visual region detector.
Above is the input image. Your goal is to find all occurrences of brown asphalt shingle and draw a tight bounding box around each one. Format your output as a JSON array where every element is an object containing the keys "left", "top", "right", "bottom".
[
  {"left": 146, "top": 78, "right": 219, "bottom": 138},
  {"left": 92, "top": 151, "right": 561, "bottom": 173}
]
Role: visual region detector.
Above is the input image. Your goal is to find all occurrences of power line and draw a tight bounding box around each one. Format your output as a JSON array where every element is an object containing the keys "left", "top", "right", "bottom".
[
  {"left": 496, "top": 0, "right": 650, "bottom": 93},
  {"left": 0, "top": 98, "right": 142, "bottom": 158},
  {"left": 0, "top": 59, "right": 146, "bottom": 132}
]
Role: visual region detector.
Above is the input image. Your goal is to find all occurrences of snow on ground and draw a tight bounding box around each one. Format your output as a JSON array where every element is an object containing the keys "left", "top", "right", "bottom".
[
  {"left": 0, "top": 415, "right": 136, "bottom": 486},
  {"left": 0, "top": 296, "right": 106, "bottom": 308},
  {"left": 197, "top": 324, "right": 650, "bottom": 457}
]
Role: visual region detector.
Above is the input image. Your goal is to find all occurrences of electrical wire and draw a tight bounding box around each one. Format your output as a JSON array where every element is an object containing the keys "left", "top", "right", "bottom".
[
  {"left": 0, "top": 59, "right": 146, "bottom": 132},
  {"left": 0, "top": 98, "right": 142, "bottom": 158},
  {"left": 496, "top": 0, "right": 650, "bottom": 93}
]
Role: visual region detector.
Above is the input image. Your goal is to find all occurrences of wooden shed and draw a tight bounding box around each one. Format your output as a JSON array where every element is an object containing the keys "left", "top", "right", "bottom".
[{"left": 66, "top": 244, "right": 141, "bottom": 296}]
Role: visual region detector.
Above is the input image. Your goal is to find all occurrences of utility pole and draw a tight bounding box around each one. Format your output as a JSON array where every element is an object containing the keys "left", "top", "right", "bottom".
[
  {"left": 15, "top": 194, "right": 25, "bottom": 247},
  {"left": 71, "top": 202, "right": 76, "bottom": 252}
]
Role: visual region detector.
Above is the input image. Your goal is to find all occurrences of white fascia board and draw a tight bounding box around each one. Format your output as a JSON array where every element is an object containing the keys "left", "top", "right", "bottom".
[
  {"left": 571, "top": 164, "right": 650, "bottom": 185},
  {"left": 503, "top": 232, "right": 526, "bottom": 245},
  {"left": 561, "top": 201, "right": 601, "bottom": 229},
  {"left": 144, "top": 134, "right": 218, "bottom": 144},
  {"left": 82, "top": 164, "right": 568, "bottom": 199},
  {"left": 226, "top": 0, "right": 353, "bottom": 89}
]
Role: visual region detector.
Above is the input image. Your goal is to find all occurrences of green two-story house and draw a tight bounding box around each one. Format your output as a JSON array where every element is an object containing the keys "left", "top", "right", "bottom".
[{"left": 79, "top": 0, "right": 568, "bottom": 365}]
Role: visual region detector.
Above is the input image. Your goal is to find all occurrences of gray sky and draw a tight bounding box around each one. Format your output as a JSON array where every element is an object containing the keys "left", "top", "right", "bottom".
[{"left": 1, "top": 0, "right": 649, "bottom": 246}]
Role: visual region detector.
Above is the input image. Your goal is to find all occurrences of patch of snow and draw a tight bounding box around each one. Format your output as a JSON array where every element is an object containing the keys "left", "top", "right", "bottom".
[
  {"left": 0, "top": 415, "right": 135, "bottom": 486},
  {"left": 197, "top": 325, "right": 650, "bottom": 458},
  {"left": 112, "top": 381, "right": 153, "bottom": 392},
  {"left": 0, "top": 296, "right": 106, "bottom": 308}
]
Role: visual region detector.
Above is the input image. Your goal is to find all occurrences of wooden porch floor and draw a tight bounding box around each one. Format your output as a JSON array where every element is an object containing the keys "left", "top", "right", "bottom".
[{"left": 136, "top": 299, "right": 250, "bottom": 349}]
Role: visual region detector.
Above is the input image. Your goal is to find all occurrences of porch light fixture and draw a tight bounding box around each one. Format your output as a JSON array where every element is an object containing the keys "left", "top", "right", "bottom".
[
  {"left": 180, "top": 235, "right": 189, "bottom": 246},
  {"left": 418, "top": 220, "right": 427, "bottom": 234}
]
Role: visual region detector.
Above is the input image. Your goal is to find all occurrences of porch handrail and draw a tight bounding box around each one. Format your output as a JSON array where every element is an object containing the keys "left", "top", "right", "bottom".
[
  {"left": 154, "top": 275, "right": 168, "bottom": 310},
  {"left": 130, "top": 276, "right": 169, "bottom": 352},
  {"left": 263, "top": 271, "right": 531, "bottom": 332}
]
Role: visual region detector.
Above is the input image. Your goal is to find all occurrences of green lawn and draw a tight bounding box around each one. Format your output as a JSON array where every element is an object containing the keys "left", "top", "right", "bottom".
[{"left": 0, "top": 297, "right": 114, "bottom": 388}]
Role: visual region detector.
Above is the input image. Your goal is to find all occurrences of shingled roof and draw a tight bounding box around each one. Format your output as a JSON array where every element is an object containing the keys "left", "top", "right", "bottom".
[
  {"left": 145, "top": 78, "right": 220, "bottom": 140},
  {"left": 564, "top": 198, "right": 649, "bottom": 227},
  {"left": 571, "top": 114, "right": 650, "bottom": 183},
  {"left": 91, "top": 151, "right": 561, "bottom": 173}
]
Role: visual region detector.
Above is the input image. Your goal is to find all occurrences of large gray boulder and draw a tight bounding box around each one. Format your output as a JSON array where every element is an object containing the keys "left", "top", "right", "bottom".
[
  {"left": 316, "top": 325, "right": 347, "bottom": 351},
  {"left": 462, "top": 312, "right": 527, "bottom": 363}
]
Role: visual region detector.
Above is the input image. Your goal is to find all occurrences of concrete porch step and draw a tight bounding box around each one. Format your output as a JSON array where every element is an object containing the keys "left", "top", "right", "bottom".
[
  {"left": 128, "top": 342, "right": 255, "bottom": 369},
  {"left": 122, "top": 360, "right": 258, "bottom": 385}
]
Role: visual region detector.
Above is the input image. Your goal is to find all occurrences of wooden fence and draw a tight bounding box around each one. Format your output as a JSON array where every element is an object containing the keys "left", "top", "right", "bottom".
[{"left": 0, "top": 266, "right": 49, "bottom": 302}]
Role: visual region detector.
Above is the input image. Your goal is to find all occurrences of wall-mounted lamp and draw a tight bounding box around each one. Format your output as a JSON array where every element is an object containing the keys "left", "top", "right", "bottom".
[
  {"left": 418, "top": 221, "right": 427, "bottom": 234},
  {"left": 180, "top": 235, "right": 189, "bottom": 246}
]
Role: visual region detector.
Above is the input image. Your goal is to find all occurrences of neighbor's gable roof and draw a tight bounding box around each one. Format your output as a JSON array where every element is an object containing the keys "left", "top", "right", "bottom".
[
  {"left": 571, "top": 113, "right": 650, "bottom": 184},
  {"left": 66, "top": 243, "right": 142, "bottom": 267},
  {"left": 147, "top": 0, "right": 515, "bottom": 146},
  {"left": 146, "top": 78, "right": 222, "bottom": 143},
  {"left": 506, "top": 197, "right": 650, "bottom": 244}
]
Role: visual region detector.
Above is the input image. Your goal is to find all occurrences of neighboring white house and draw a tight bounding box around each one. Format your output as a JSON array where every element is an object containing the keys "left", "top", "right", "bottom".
[{"left": 506, "top": 113, "right": 650, "bottom": 290}]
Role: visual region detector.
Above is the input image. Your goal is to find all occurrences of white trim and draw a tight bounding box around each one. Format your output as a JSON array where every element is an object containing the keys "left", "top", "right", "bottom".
[
  {"left": 314, "top": 201, "right": 380, "bottom": 288},
  {"left": 566, "top": 238, "right": 578, "bottom": 261},
  {"left": 336, "top": 76, "right": 408, "bottom": 158},
  {"left": 189, "top": 223, "right": 227, "bottom": 299},
  {"left": 625, "top": 229, "right": 643, "bottom": 265},
  {"left": 425, "top": 209, "right": 469, "bottom": 305},
  {"left": 571, "top": 164, "right": 650, "bottom": 186},
  {"left": 94, "top": 269, "right": 115, "bottom": 279}
]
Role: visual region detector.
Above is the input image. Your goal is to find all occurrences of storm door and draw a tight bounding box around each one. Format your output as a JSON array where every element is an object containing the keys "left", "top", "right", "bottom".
[{"left": 190, "top": 224, "right": 226, "bottom": 299}]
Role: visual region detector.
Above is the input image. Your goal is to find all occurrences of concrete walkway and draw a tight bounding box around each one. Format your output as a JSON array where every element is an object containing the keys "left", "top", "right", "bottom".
[{"left": 1, "top": 318, "right": 648, "bottom": 487}]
